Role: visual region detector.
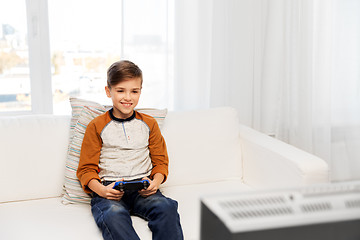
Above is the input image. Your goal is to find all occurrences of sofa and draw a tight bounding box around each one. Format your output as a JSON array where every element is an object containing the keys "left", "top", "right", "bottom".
[{"left": 0, "top": 105, "right": 329, "bottom": 240}]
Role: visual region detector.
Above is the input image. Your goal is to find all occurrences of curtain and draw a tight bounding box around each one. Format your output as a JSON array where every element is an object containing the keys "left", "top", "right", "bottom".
[
  {"left": 256, "top": 0, "right": 360, "bottom": 181},
  {"left": 173, "top": 0, "right": 360, "bottom": 181},
  {"left": 255, "top": 0, "right": 333, "bottom": 169},
  {"left": 330, "top": 0, "right": 360, "bottom": 181},
  {"left": 174, "top": 0, "right": 255, "bottom": 126}
]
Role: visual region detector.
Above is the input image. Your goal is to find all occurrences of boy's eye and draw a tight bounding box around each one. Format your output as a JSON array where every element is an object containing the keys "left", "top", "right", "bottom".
[{"left": 115, "top": 89, "right": 139, "bottom": 93}]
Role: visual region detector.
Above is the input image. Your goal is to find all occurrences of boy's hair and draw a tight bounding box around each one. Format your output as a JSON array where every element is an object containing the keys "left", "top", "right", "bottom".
[{"left": 107, "top": 60, "right": 143, "bottom": 88}]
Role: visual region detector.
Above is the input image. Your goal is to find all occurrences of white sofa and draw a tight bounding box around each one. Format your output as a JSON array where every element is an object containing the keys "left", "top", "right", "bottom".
[{"left": 0, "top": 107, "right": 329, "bottom": 240}]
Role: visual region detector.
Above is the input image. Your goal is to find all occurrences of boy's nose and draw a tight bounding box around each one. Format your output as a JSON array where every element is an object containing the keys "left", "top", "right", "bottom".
[{"left": 124, "top": 92, "right": 131, "bottom": 100}]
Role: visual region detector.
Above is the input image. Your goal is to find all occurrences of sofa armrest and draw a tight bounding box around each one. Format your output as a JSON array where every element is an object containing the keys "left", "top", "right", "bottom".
[{"left": 239, "top": 124, "right": 329, "bottom": 188}]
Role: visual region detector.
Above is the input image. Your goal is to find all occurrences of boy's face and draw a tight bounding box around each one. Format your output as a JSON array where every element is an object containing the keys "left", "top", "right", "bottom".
[{"left": 105, "top": 77, "right": 142, "bottom": 119}]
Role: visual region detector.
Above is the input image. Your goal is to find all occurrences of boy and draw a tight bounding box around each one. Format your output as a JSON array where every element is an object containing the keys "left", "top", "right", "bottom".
[{"left": 77, "top": 60, "right": 183, "bottom": 240}]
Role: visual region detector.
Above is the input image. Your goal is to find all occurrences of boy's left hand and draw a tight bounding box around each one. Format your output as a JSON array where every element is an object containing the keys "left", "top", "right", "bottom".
[{"left": 139, "top": 173, "right": 163, "bottom": 197}]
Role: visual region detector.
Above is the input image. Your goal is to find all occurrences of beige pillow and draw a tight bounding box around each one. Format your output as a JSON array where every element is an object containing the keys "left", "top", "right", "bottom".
[{"left": 62, "top": 105, "right": 106, "bottom": 204}]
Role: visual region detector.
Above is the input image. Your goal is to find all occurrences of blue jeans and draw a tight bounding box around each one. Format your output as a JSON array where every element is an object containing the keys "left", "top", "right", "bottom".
[{"left": 91, "top": 189, "right": 184, "bottom": 240}]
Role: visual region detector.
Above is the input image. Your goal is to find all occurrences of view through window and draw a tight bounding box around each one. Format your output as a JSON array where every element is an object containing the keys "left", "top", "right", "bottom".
[
  {"left": 0, "top": 0, "right": 31, "bottom": 112},
  {"left": 0, "top": 0, "right": 173, "bottom": 115},
  {"left": 48, "top": 0, "right": 173, "bottom": 114}
]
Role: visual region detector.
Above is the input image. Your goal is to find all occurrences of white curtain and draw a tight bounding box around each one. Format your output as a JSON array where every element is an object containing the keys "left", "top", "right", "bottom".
[
  {"left": 255, "top": 0, "right": 360, "bottom": 181},
  {"left": 330, "top": 0, "right": 360, "bottom": 181},
  {"left": 174, "top": 0, "right": 360, "bottom": 181},
  {"left": 174, "top": 0, "right": 256, "bottom": 126},
  {"left": 255, "top": 0, "right": 333, "bottom": 167}
]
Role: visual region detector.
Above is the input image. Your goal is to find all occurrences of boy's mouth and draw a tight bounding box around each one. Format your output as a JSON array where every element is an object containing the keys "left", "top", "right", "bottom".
[{"left": 121, "top": 102, "right": 132, "bottom": 107}]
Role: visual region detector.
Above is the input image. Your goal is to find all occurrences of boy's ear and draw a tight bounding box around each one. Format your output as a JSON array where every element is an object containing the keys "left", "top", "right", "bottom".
[{"left": 105, "top": 86, "right": 111, "bottom": 98}]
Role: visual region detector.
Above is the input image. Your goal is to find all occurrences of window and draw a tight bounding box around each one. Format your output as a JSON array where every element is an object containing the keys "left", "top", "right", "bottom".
[
  {"left": 0, "top": 0, "right": 31, "bottom": 112},
  {"left": 48, "top": 0, "right": 173, "bottom": 114},
  {"left": 0, "top": 0, "right": 174, "bottom": 115}
]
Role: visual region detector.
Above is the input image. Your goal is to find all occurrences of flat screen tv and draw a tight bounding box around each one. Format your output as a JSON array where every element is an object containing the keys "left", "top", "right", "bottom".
[{"left": 201, "top": 181, "right": 360, "bottom": 240}]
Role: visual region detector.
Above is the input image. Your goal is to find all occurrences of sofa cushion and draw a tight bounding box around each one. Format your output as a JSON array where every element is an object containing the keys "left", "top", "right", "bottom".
[
  {"left": 0, "top": 115, "right": 70, "bottom": 203},
  {"left": 161, "top": 107, "right": 243, "bottom": 187},
  {"left": 161, "top": 180, "right": 251, "bottom": 239},
  {"left": 0, "top": 198, "right": 101, "bottom": 240},
  {"left": 62, "top": 106, "right": 106, "bottom": 204},
  {"left": 0, "top": 181, "right": 250, "bottom": 240},
  {"left": 0, "top": 198, "right": 152, "bottom": 239},
  {"left": 68, "top": 97, "right": 106, "bottom": 143}
]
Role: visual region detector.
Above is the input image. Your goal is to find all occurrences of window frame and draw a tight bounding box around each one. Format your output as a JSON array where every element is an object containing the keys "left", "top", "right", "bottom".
[
  {"left": 0, "top": 0, "right": 53, "bottom": 116},
  {"left": 26, "top": 0, "right": 53, "bottom": 114}
]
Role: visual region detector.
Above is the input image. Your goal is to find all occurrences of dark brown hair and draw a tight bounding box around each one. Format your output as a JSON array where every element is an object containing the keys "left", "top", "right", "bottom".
[{"left": 107, "top": 60, "right": 143, "bottom": 88}]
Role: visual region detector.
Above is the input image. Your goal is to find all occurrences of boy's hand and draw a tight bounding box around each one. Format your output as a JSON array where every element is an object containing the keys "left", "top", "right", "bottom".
[
  {"left": 139, "top": 174, "right": 164, "bottom": 197},
  {"left": 100, "top": 182, "right": 124, "bottom": 201},
  {"left": 88, "top": 179, "right": 124, "bottom": 201}
]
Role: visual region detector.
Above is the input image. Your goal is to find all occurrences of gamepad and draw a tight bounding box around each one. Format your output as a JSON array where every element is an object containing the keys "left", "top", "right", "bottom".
[{"left": 113, "top": 179, "right": 150, "bottom": 191}]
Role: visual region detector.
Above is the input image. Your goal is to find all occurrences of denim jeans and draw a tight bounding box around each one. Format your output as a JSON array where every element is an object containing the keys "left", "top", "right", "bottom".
[{"left": 91, "top": 189, "right": 184, "bottom": 240}]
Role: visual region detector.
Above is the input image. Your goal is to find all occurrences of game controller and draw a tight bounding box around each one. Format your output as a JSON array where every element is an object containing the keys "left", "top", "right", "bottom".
[{"left": 113, "top": 179, "right": 150, "bottom": 191}]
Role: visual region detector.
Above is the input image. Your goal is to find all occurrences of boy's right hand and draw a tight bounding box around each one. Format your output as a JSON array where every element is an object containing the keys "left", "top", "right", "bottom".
[
  {"left": 88, "top": 179, "right": 124, "bottom": 201},
  {"left": 99, "top": 182, "right": 124, "bottom": 201}
]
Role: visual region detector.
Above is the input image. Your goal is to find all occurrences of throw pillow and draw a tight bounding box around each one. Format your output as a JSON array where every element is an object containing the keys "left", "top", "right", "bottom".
[
  {"left": 62, "top": 106, "right": 106, "bottom": 204},
  {"left": 68, "top": 97, "right": 107, "bottom": 143},
  {"left": 136, "top": 108, "right": 167, "bottom": 129}
]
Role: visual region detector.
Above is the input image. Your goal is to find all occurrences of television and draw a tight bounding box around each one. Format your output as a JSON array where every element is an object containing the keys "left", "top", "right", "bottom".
[{"left": 200, "top": 181, "right": 360, "bottom": 240}]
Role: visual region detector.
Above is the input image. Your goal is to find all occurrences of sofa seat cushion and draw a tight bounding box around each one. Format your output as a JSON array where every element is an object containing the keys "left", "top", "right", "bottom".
[
  {"left": 0, "top": 198, "right": 154, "bottom": 240},
  {"left": 0, "top": 180, "right": 249, "bottom": 240},
  {"left": 0, "top": 198, "right": 102, "bottom": 240},
  {"left": 161, "top": 179, "right": 250, "bottom": 240}
]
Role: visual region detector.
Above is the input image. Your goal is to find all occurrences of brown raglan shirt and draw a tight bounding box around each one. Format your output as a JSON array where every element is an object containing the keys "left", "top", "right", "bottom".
[{"left": 77, "top": 109, "right": 169, "bottom": 194}]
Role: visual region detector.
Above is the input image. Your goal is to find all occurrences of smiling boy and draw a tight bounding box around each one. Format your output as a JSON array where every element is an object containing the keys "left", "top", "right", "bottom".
[{"left": 77, "top": 60, "right": 183, "bottom": 240}]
